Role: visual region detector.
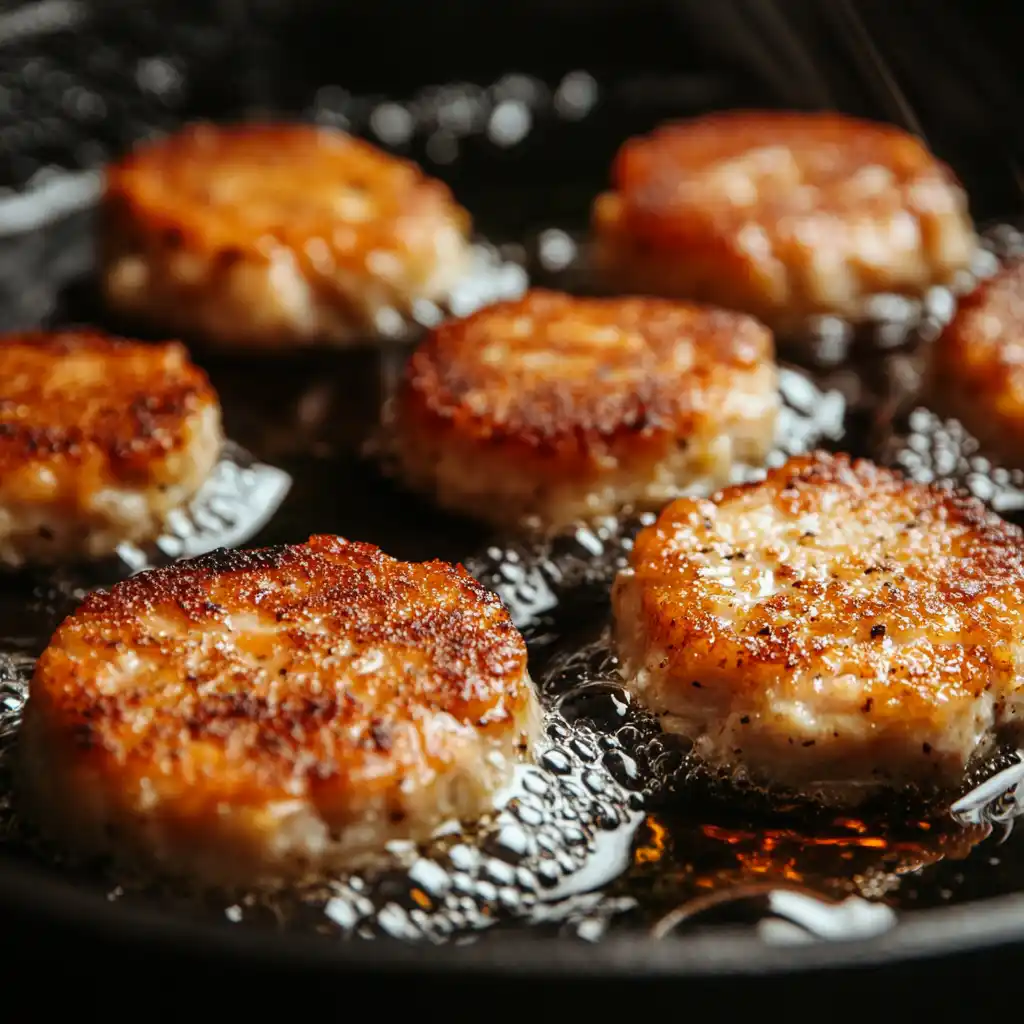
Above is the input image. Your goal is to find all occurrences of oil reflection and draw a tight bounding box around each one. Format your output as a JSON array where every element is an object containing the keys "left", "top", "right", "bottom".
[{"left": 613, "top": 808, "right": 988, "bottom": 940}]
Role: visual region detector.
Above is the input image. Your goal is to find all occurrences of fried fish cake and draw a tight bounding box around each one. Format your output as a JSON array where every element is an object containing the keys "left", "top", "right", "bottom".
[
  {"left": 612, "top": 451, "right": 1024, "bottom": 805},
  {"left": 928, "top": 258, "right": 1024, "bottom": 469},
  {"left": 19, "top": 536, "right": 540, "bottom": 885},
  {"left": 0, "top": 330, "right": 222, "bottom": 568},
  {"left": 101, "top": 122, "right": 472, "bottom": 350},
  {"left": 592, "top": 111, "right": 978, "bottom": 335},
  {"left": 392, "top": 290, "right": 779, "bottom": 534}
]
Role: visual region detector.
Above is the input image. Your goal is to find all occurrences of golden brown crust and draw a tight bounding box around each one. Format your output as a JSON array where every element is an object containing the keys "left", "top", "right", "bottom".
[
  {"left": 392, "top": 290, "right": 778, "bottom": 530},
  {"left": 27, "top": 535, "right": 532, "bottom": 824},
  {"left": 630, "top": 452, "right": 1024, "bottom": 663},
  {"left": 928, "top": 258, "right": 1024, "bottom": 468},
  {"left": 593, "top": 111, "right": 977, "bottom": 330},
  {"left": 400, "top": 290, "right": 771, "bottom": 457},
  {"left": 104, "top": 122, "right": 469, "bottom": 274},
  {"left": 0, "top": 329, "right": 216, "bottom": 492},
  {"left": 0, "top": 329, "right": 219, "bottom": 520},
  {"left": 609, "top": 112, "right": 950, "bottom": 246},
  {"left": 614, "top": 451, "right": 1024, "bottom": 798},
  {"left": 100, "top": 122, "right": 473, "bottom": 348}
]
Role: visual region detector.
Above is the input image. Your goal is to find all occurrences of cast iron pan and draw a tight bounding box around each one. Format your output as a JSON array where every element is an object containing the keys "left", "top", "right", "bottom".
[{"left": 3, "top": 1, "right": 1024, "bottom": 1003}]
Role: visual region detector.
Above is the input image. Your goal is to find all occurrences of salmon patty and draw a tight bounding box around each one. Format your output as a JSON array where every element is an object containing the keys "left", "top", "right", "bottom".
[
  {"left": 612, "top": 451, "right": 1024, "bottom": 805},
  {"left": 0, "top": 330, "right": 222, "bottom": 568},
  {"left": 101, "top": 122, "right": 472, "bottom": 350},
  {"left": 592, "top": 111, "right": 978, "bottom": 335},
  {"left": 928, "top": 257, "right": 1024, "bottom": 470},
  {"left": 19, "top": 536, "right": 540, "bottom": 885},
  {"left": 392, "top": 290, "right": 779, "bottom": 534}
]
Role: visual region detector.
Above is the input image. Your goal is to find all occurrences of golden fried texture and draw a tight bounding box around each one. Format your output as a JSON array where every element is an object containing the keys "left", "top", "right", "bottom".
[
  {"left": 592, "top": 111, "right": 978, "bottom": 334},
  {"left": 612, "top": 451, "right": 1024, "bottom": 804},
  {"left": 928, "top": 258, "right": 1024, "bottom": 469},
  {"left": 20, "top": 536, "right": 540, "bottom": 884},
  {"left": 101, "top": 122, "right": 472, "bottom": 349},
  {"left": 393, "top": 289, "right": 778, "bottom": 532},
  {"left": 0, "top": 329, "right": 222, "bottom": 567}
]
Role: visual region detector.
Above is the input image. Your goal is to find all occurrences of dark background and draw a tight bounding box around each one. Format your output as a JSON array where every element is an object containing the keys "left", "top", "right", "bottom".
[{"left": 2, "top": 0, "right": 1024, "bottom": 218}]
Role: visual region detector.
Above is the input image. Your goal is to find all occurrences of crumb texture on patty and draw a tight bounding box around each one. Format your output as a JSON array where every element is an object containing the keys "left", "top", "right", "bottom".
[
  {"left": 612, "top": 451, "right": 1024, "bottom": 804},
  {"left": 101, "top": 122, "right": 472, "bottom": 348},
  {"left": 929, "top": 257, "right": 1024, "bottom": 469},
  {"left": 394, "top": 289, "right": 779, "bottom": 532},
  {"left": 593, "top": 111, "right": 978, "bottom": 332},
  {"left": 20, "top": 535, "right": 539, "bottom": 884},
  {"left": 0, "top": 329, "right": 222, "bottom": 566}
]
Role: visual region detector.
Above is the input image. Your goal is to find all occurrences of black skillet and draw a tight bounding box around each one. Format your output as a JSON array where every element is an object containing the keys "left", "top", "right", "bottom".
[{"left": 3, "top": 0, "right": 1024, "bottom": 1006}]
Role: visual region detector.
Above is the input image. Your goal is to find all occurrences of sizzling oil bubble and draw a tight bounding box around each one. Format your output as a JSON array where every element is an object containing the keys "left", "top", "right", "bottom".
[
  {"left": 880, "top": 407, "right": 1024, "bottom": 519},
  {"left": 303, "top": 715, "right": 647, "bottom": 942},
  {"left": 875, "top": 221, "right": 1024, "bottom": 516}
]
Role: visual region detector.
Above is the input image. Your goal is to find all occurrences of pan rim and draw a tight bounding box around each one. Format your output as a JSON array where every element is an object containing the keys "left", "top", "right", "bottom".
[{"left": 2, "top": 850, "right": 1023, "bottom": 978}]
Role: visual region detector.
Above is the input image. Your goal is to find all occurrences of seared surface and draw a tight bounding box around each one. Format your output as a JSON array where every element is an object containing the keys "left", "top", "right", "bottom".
[
  {"left": 612, "top": 451, "right": 1024, "bottom": 803},
  {"left": 20, "top": 536, "right": 539, "bottom": 884},
  {"left": 394, "top": 290, "right": 779, "bottom": 532},
  {"left": 0, "top": 329, "right": 221, "bottom": 566},
  {"left": 929, "top": 258, "right": 1024, "bottom": 469},
  {"left": 101, "top": 122, "right": 472, "bottom": 348},
  {"left": 593, "top": 111, "right": 977, "bottom": 333}
]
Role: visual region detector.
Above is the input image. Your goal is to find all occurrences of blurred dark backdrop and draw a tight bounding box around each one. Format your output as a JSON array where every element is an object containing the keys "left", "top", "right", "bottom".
[{"left": 1, "top": 1, "right": 1022, "bottom": 219}]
